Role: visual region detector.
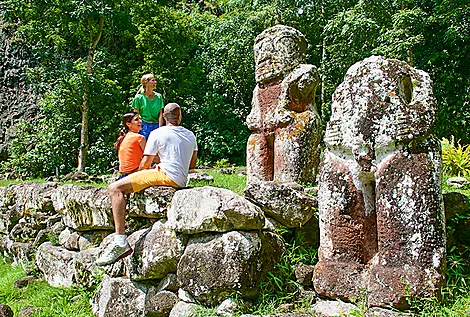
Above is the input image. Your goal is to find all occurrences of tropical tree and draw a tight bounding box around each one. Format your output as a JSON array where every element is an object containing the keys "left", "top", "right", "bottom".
[{"left": 2, "top": 0, "right": 135, "bottom": 173}]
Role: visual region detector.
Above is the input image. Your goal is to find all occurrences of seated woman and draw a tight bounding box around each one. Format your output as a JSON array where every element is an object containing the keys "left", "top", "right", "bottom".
[{"left": 114, "top": 112, "right": 146, "bottom": 179}]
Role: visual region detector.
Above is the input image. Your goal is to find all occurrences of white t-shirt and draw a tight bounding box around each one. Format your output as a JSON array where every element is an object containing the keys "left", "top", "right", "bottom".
[{"left": 145, "top": 126, "right": 198, "bottom": 187}]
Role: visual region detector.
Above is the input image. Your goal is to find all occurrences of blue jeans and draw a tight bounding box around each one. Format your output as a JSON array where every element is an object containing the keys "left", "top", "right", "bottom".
[{"left": 139, "top": 121, "right": 159, "bottom": 140}]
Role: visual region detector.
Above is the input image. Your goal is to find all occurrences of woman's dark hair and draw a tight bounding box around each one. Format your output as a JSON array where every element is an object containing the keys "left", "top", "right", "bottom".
[{"left": 114, "top": 112, "right": 138, "bottom": 150}]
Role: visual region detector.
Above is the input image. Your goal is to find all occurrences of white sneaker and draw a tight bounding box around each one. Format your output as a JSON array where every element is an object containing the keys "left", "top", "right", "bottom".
[{"left": 95, "top": 241, "right": 132, "bottom": 266}]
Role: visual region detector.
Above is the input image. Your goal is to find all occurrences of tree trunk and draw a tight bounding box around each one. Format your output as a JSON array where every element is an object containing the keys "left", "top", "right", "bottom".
[
  {"left": 77, "top": 17, "right": 104, "bottom": 173},
  {"left": 320, "top": 0, "right": 326, "bottom": 118}
]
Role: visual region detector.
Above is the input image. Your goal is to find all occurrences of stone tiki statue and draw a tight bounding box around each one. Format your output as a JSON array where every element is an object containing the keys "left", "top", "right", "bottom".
[
  {"left": 246, "top": 25, "right": 321, "bottom": 186},
  {"left": 313, "top": 56, "right": 446, "bottom": 309}
]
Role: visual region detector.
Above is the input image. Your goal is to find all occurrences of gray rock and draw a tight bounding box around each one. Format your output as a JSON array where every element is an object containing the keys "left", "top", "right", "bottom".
[
  {"left": 219, "top": 168, "right": 235, "bottom": 175},
  {"left": 17, "top": 306, "right": 38, "bottom": 317},
  {"left": 157, "top": 273, "right": 179, "bottom": 292},
  {"left": 444, "top": 192, "right": 469, "bottom": 219},
  {"left": 312, "top": 299, "right": 360, "bottom": 317},
  {"left": 446, "top": 177, "right": 469, "bottom": 188},
  {"left": 244, "top": 180, "right": 317, "bottom": 228},
  {"left": 8, "top": 241, "right": 35, "bottom": 267},
  {"left": 14, "top": 275, "right": 35, "bottom": 289},
  {"left": 125, "top": 221, "right": 184, "bottom": 281},
  {"left": 168, "top": 301, "right": 200, "bottom": 317},
  {"left": 145, "top": 290, "right": 179, "bottom": 317},
  {"left": 0, "top": 304, "right": 13, "bottom": 317},
  {"left": 168, "top": 186, "right": 265, "bottom": 234},
  {"left": 127, "top": 186, "right": 176, "bottom": 219},
  {"left": 178, "top": 288, "right": 196, "bottom": 303},
  {"left": 58, "top": 227, "right": 110, "bottom": 251},
  {"left": 0, "top": 19, "right": 41, "bottom": 159},
  {"left": 216, "top": 298, "right": 251, "bottom": 317},
  {"left": 0, "top": 182, "right": 58, "bottom": 235},
  {"left": 187, "top": 172, "right": 214, "bottom": 185},
  {"left": 91, "top": 275, "right": 147, "bottom": 317},
  {"left": 177, "top": 230, "right": 284, "bottom": 306},
  {"left": 36, "top": 242, "right": 100, "bottom": 287},
  {"left": 294, "top": 263, "right": 314, "bottom": 286},
  {"left": 52, "top": 184, "right": 113, "bottom": 231},
  {"left": 365, "top": 307, "right": 414, "bottom": 316}
]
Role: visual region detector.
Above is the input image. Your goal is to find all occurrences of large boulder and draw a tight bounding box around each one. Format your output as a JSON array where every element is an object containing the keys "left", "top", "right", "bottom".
[
  {"left": 0, "top": 182, "right": 58, "bottom": 234},
  {"left": 168, "top": 187, "right": 265, "bottom": 234},
  {"left": 51, "top": 184, "right": 113, "bottom": 231},
  {"left": 177, "top": 230, "right": 284, "bottom": 305},
  {"left": 444, "top": 191, "right": 469, "bottom": 219},
  {"left": 125, "top": 220, "right": 185, "bottom": 281},
  {"left": 244, "top": 180, "right": 317, "bottom": 228},
  {"left": 36, "top": 242, "right": 100, "bottom": 287},
  {"left": 91, "top": 275, "right": 147, "bottom": 317},
  {"left": 444, "top": 192, "right": 470, "bottom": 247},
  {"left": 127, "top": 186, "right": 176, "bottom": 219}
]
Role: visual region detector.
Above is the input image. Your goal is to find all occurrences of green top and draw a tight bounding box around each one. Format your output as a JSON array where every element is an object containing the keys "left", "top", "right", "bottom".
[{"left": 132, "top": 92, "right": 164, "bottom": 123}]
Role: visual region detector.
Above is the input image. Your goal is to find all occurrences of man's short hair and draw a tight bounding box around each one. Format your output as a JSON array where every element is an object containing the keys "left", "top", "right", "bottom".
[{"left": 164, "top": 103, "right": 181, "bottom": 124}]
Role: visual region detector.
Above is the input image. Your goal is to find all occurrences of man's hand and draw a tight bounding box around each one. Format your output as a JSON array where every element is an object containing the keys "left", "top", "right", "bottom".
[{"left": 139, "top": 154, "right": 155, "bottom": 170}]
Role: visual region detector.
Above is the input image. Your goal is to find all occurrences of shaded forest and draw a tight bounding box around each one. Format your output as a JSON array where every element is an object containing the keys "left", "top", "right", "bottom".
[{"left": 1, "top": 0, "right": 469, "bottom": 177}]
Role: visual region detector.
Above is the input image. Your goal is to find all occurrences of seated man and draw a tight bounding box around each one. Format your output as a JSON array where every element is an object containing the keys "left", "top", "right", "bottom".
[{"left": 96, "top": 103, "right": 198, "bottom": 266}]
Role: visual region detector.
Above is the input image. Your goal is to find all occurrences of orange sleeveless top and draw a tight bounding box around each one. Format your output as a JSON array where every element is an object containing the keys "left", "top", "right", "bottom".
[{"left": 118, "top": 133, "right": 145, "bottom": 173}]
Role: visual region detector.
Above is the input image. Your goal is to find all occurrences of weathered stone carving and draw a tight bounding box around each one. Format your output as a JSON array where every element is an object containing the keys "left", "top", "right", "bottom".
[
  {"left": 246, "top": 24, "right": 321, "bottom": 185},
  {"left": 313, "top": 55, "right": 446, "bottom": 309}
]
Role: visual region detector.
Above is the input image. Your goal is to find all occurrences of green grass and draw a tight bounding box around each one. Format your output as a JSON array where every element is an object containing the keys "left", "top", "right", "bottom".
[
  {"left": 190, "top": 168, "right": 247, "bottom": 195},
  {"left": 0, "top": 179, "right": 24, "bottom": 187},
  {"left": 0, "top": 178, "right": 109, "bottom": 188},
  {"left": 0, "top": 258, "right": 94, "bottom": 317}
]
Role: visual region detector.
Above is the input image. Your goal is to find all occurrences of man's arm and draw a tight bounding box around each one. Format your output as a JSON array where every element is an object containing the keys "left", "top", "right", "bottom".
[
  {"left": 189, "top": 150, "right": 198, "bottom": 169},
  {"left": 158, "top": 109, "right": 163, "bottom": 127},
  {"left": 139, "top": 154, "right": 155, "bottom": 170}
]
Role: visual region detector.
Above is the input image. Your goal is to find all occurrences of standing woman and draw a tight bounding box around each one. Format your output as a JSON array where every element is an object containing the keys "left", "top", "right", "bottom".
[
  {"left": 132, "top": 73, "right": 164, "bottom": 139},
  {"left": 114, "top": 112, "right": 146, "bottom": 179}
]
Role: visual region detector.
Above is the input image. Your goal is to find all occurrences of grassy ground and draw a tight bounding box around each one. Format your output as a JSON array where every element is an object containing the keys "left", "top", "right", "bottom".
[
  {"left": 0, "top": 259, "right": 94, "bottom": 316},
  {"left": 190, "top": 168, "right": 247, "bottom": 195}
]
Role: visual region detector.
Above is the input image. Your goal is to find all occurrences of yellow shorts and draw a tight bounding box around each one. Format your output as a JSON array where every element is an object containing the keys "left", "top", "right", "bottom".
[{"left": 129, "top": 167, "right": 179, "bottom": 193}]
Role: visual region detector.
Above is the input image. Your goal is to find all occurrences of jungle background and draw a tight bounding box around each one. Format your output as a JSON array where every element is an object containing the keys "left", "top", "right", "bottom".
[{"left": 0, "top": 0, "right": 469, "bottom": 177}]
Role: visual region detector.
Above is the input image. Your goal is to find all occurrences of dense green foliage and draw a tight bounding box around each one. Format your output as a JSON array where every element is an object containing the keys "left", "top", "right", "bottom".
[
  {"left": 442, "top": 137, "right": 470, "bottom": 178},
  {"left": 1, "top": 0, "right": 469, "bottom": 177}
]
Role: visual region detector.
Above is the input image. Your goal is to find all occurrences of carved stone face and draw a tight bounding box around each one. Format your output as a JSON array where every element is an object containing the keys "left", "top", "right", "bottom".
[{"left": 254, "top": 25, "right": 307, "bottom": 84}]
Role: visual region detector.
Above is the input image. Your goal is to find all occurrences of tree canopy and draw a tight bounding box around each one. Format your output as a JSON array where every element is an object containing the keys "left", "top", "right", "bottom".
[{"left": 1, "top": 0, "right": 469, "bottom": 177}]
